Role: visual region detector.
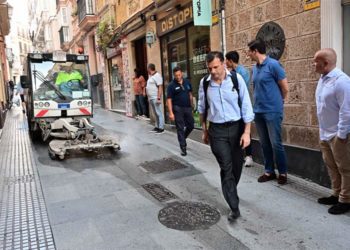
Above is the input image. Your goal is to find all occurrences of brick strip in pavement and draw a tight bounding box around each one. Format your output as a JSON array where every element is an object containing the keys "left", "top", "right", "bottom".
[{"left": 0, "top": 110, "right": 55, "bottom": 250}]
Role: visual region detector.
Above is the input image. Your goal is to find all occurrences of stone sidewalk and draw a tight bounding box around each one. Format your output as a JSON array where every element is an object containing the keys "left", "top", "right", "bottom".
[
  {"left": 0, "top": 109, "right": 55, "bottom": 250},
  {"left": 0, "top": 107, "right": 350, "bottom": 250}
]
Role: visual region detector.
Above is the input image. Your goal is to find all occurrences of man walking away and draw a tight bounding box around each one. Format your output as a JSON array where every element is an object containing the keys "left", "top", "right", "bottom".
[
  {"left": 16, "top": 81, "right": 26, "bottom": 114},
  {"left": 247, "top": 38, "right": 289, "bottom": 185},
  {"left": 167, "top": 66, "right": 194, "bottom": 156},
  {"left": 198, "top": 51, "right": 254, "bottom": 222},
  {"left": 225, "top": 51, "right": 253, "bottom": 168},
  {"left": 146, "top": 63, "right": 165, "bottom": 134},
  {"left": 314, "top": 48, "right": 350, "bottom": 215}
]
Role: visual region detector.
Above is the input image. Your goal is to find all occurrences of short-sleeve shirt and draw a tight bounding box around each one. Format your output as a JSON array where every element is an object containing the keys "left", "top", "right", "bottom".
[
  {"left": 252, "top": 56, "right": 286, "bottom": 113},
  {"left": 167, "top": 79, "right": 192, "bottom": 107},
  {"left": 146, "top": 72, "right": 163, "bottom": 100}
]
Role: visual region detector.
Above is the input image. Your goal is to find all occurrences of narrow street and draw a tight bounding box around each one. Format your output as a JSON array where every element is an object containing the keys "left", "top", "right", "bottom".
[{"left": 1, "top": 107, "right": 349, "bottom": 250}]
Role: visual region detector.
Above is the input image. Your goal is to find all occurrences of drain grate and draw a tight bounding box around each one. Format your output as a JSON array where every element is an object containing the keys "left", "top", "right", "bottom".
[
  {"left": 158, "top": 201, "right": 221, "bottom": 231},
  {"left": 142, "top": 183, "right": 178, "bottom": 202},
  {"left": 140, "top": 157, "right": 187, "bottom": 174}
]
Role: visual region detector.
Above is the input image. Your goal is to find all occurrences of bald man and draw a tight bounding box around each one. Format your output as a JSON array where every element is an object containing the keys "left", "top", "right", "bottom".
[{"left": 314, "top": 48, "right": 350, "bottom": 215}]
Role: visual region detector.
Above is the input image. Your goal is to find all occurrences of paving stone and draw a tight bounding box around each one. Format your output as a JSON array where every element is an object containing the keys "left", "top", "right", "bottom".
[{"left": 0, "top": 110, "right": 56, "bottom": 249}]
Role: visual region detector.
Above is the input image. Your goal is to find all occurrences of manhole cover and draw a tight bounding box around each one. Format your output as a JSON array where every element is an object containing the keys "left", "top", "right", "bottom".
[
  {"left": 140, "top": 157, "right": 187, "bottom": 174},
  {"left": 142, "top": 183, "right": 178, "bottom": 202},
  {"left": 158, "top": 201, "right": 221, "bottom": 231}
]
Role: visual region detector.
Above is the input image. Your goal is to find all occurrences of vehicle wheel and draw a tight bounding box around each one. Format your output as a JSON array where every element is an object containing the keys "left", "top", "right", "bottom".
[{"left": 48, "top": 150, "right": 57, "bottom": 160}]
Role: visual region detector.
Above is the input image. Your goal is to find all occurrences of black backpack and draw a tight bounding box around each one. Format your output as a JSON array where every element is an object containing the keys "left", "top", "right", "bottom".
[{"left": 203, "top": 70, "right": 241, "bottom": 121}]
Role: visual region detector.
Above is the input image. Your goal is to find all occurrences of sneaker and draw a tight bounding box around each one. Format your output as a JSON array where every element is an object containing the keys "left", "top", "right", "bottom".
[
  {"left": 149, "top": 127, "right": 158, "bottom": 133},
  {"left": 141, "top": 115, "right": 150, "bottom": 120},
  {"left": 318, "top": 195, "right": 339, "bottom": 205},
  {"left": 277, "top": 174, "right": 287, "bottom": 185},
  {"left": 328, "top": 202, "right": 350, "bottom": 215},
  {"left": 135, "top": 115, "right": 140, "bottom": 120},
  {"left": 228, "top": 209, "right": 241, "bottom": 222},
  {"left": 155, "top": 129, "right": 164, "bottom": 134},
  {"left": 257, "top": 173, "right": 277, "bottom": 183},
  {"left": 244, "top": 156, "right": 254, "bottom": 167}
]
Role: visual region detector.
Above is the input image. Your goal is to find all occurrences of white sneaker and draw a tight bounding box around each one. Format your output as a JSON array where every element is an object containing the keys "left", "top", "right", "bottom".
[
  {"left": 244, "top": 156, "right": 254, "bottom": 167},
  {"left": 141, "top": 115, "right": 150, "bottom": 120}
]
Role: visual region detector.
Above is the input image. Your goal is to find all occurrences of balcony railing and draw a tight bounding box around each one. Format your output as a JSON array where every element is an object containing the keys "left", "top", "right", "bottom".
[
  {"left": 59, "top": 26, "right": 69, "bottom": 46},
  {"left": 77, "top": 0, "right": 94, "bottom": 23}
]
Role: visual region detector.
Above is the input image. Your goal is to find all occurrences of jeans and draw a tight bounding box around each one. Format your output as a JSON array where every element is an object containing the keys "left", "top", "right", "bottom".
[
  {"left": 149, "top": 99, "right": 164, "bottom": 129},
  {"left": 208, "top": 120, "right": 244, "bottom": 212},
  {"left": 254, "top": 112, "right": 287, "bottom": 174},
  {"left": 135, "top": 95, "right": 147, "bottom": 116},
  {"left": 173, "top": 105, "right": 194, "bottom": 148}
]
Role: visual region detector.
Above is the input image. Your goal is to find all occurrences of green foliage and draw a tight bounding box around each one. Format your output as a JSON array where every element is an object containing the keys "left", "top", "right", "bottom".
[{"left": 96, "top": 20, "right": 115, "bottom": 51}]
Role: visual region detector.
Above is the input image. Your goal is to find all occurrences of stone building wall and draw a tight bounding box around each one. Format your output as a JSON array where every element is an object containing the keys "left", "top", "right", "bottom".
[{"left": 225, "top": 0, "right": 321, "bottom": 150}]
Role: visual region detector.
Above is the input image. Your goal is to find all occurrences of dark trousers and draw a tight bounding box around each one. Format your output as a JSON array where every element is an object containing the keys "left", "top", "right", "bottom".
[
  {"left": 173, "top": 105, "right": 194, "bottom": 148},
  {"left": 135, "top": 95, "right": 147, "bottom": 116},
  {"left": 245, "top": 136, "right": 252, "bottom": 156},
  {"left": 209, "top": 120, "right": 244, "bottom": 212}
]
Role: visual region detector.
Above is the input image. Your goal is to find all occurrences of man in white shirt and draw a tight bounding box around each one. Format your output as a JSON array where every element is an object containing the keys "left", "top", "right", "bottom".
[
  {"left": 16, "top": 82, "right": 26, "bottom": 114},
  {"left": 314, "top": 48, "right": 350, "bottom": 215},
  {"left": 146, "top": 63, "right": 164, "bottom": 134}
]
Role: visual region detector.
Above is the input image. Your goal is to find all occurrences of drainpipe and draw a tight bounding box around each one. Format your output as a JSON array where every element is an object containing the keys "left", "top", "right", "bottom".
[{"left": 219, "top": 0, "right": 226, "bottom": 54}]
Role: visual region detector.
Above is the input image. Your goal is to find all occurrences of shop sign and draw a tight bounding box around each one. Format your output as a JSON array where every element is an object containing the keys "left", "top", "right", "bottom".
[
  {"left": 304, "top": 0, "right": 320, "bottom": 10},
  {"left": 106, "top": 47, "right": 118, "bottom": 59},
  {"left": 156, "top": 3, "right": 193, "bottom": 36},
  {"left": 256, "top": 22, "right": 286, "bottom": 60},
  {"left": 193, "top": 0, "right": 212, "bottom": 26}
]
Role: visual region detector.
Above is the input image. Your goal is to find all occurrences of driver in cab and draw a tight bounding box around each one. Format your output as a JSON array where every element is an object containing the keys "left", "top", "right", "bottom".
[{"left": 55, "top": 63, "right": 84, "bottom": 96}]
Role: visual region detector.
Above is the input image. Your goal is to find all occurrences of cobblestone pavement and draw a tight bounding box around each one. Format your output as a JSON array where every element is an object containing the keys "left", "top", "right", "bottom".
[{"left": 0, "top": 110, "right": 55, "bottom": 250}]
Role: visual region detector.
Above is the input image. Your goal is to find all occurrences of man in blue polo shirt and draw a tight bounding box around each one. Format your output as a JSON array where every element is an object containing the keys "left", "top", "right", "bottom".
[
  {"left": 167, "top": 66, "right": 194, "bottom": 156},
  {"left": 247, "top": 38, "right": 289, "bottom": 185}
]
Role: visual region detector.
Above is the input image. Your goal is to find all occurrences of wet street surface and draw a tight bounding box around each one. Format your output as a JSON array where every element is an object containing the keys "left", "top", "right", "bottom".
[{"left": 1, "top": 107, "right": 350, "bottom": 250}]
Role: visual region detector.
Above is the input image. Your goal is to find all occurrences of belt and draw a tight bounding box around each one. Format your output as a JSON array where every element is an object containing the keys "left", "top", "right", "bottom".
[{"left": 209, "top": 120, "right": 241, "bottom": 127}]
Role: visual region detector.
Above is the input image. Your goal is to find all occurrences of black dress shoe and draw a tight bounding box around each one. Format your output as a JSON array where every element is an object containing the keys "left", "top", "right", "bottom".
[
  {"left": 180, "top": 146, "right": 187, "bottom": 156},
  {"left": 328, "top": 202, "right": 350, "bottom": 215},
  {"left": 318, "top": 195, "right": 339, "bottom": 205},
  {"left": 228, "top": 209, "right": 241, "bottom": 222}
]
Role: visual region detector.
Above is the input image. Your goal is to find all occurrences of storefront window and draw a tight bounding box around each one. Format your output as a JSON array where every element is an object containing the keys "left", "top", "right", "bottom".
[
  {"left": 110, "top": 55, "right": 125, "bottom": 111},
  {"left": 161, "top": 25, "right": 210, "bottom": 128}
]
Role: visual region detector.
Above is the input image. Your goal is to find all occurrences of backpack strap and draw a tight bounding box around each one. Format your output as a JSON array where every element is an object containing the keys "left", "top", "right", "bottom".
[
  {"left": 229, "top": 70, "right": 242, "bottom": 109},
  {"left": 202, "top": 71, "right": 242, "bottom": 122}
]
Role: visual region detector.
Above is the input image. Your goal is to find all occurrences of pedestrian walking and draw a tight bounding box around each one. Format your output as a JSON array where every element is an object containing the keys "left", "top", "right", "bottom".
[
  {"left": 247, "top": 38, "right": 289, "bottom": 185},
  {"left": 198, "top": 51, "right": 254, "bottom": 221},
  {"left": 133, "top": 68, "right": 148, "bottom": 119},
  {"left": 146, "top": 63, "right": 165, "bottom": 134},
  {"left": 314, "top": 48, "right": 350, "bottom": 215},
  {"left": 16, "top": 81, "right": 26, "bottom": 114},
  {"left": 166, "top": 66, "right": 194, "bottom": 156},
  {"left": 225, "top": 50, "right": 254, "bottom": 168}
]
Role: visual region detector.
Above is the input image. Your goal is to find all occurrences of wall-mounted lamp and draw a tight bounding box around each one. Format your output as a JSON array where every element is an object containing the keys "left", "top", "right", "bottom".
[
  {"left": 150, "top": 15, "right": 157, "bottom": 21},
  {"left": 140, "top": 13, "right": 146, "bottom": 24},
  {"left": 146, "top": 30, "right": 156, "bottom": 48}
]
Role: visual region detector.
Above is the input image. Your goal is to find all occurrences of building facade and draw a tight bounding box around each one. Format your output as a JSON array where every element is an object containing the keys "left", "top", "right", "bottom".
[
  {"left": 224, "top": 0, "right": 350, "bottom": 186},
  {"left": 0, "top": 0, "right": 12, "bottom": 128}
]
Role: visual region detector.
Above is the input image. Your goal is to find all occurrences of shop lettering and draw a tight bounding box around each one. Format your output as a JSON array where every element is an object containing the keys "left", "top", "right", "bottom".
[
  {"left": 196, "top": 1, "right": 201, "bottom": 16},
  {"left": 161, "top": 6, "right": 193, "bottom": 34}
]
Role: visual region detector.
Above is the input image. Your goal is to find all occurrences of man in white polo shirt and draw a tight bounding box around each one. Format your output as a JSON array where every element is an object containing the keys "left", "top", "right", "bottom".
[{"left": 146, "top": 63, "right": 164, "bottom": 134}]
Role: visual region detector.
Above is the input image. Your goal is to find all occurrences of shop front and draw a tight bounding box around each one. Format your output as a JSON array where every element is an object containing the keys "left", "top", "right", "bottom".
[
  {"left": 106, "top": 47, "right": 126, "bottom": 111},
  {"left": 157, "top": 2, "right": 210, "bottom": 127}
]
